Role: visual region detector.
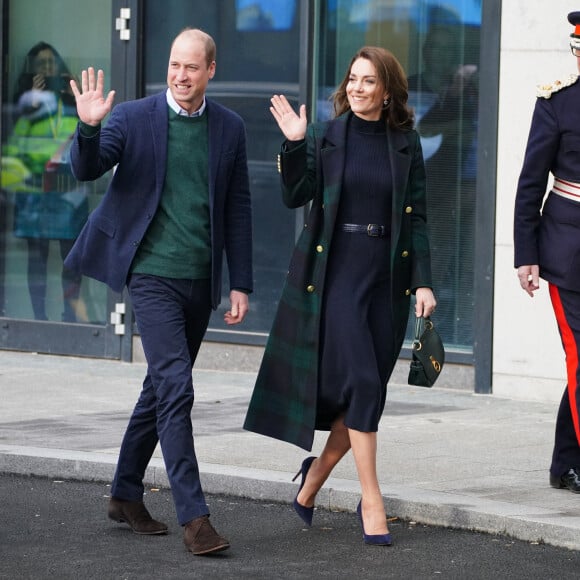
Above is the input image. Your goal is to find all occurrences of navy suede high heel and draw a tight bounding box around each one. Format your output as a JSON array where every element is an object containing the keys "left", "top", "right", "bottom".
[
  {"left": 356, "top": 501, "right": 393, "bottom": 546},
  {"left": 291, "top": 456, "right": 316, "bottom": 526}
]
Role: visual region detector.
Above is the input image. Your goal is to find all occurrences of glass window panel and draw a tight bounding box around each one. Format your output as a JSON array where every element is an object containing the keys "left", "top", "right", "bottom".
[
  {"left": 1, "top": 0, "right": 112, "bottom": 324},
  {"left": 142, "top": 1, "right": 300, "bottom": 337},
  {"left": 317, "top": 0, "right": 481, "bottom": 351}
]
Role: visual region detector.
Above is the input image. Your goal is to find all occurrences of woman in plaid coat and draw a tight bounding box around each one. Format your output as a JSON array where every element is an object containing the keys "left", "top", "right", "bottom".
[{"left": 244, "top": 47, "right": 436, "bottom": 545}]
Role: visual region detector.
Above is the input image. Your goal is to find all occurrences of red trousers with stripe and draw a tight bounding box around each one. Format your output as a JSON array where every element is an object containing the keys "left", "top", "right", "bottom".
[{"left": 549, "top": 284, "right": 580, "bottom": 476}]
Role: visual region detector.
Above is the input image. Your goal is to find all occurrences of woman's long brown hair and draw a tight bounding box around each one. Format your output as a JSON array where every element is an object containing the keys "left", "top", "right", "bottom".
[{"left": 332, "top": 46, "right": 414, "bottom": 130}]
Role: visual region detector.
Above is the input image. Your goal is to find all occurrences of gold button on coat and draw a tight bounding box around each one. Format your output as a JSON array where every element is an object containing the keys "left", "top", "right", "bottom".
[
  {"left": 316, "top": 245, "right": 324, "bottom": 253},
  {"left": 405, "top": 206, "right": 412, "bottom": 214},
  {"left": 306, "top": 285, "right": 315, "bottom": 293},
  {"left": 401, "top": 250, "right": 409, "bottom": 258},
  {"left": 405, "top": 289, "right": 411, "bottom": 296}
]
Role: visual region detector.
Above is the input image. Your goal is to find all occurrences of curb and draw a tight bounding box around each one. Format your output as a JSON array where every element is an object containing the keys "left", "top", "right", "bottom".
[{"left": 2, "top": 445, "right": 580, "bottom": 551}]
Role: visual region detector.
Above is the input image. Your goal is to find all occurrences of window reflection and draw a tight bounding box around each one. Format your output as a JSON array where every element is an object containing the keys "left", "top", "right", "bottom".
[
  {"left": 318, "top": 0, "right": 481, "bottom": 350},
  {"left": 2, "top": 42, "right": 87, "bottom": 322},
  {"left": 236, "top": 0, "right": 296, "bottom": 31},
  {"left": 143, "top": 0, "right": 301, "bottom": 336},
  {"left": 0, "top": 0, "right": 112, "bottom": 325},
  {"left": 408, "top": 17, "right": 478, "bottom": 348},
  {"left": 139, "top": 0, "right": 480, "bottom": 348}
]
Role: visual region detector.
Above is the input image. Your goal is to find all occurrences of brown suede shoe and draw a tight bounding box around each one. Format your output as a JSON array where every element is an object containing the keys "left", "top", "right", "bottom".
[
  {"left": 183, "top": 515, "right": 230, "bottom": 555},
  {"left": 108, "top": 497, "right": 168, "bottom": 535}
]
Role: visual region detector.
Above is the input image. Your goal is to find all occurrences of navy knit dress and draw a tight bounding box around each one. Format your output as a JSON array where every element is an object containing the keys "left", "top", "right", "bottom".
[{"left": 316, "top": 114, "right": 394, "bottom": 432}]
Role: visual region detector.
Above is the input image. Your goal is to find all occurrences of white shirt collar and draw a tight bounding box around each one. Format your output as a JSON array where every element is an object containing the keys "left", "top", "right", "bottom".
[{"left": 166, "top": 88, "right": 206, "bottom": 117}]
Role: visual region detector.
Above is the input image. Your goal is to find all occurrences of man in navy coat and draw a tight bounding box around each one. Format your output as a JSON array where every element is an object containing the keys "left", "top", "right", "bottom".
[
  {"left": 514, "top": 12, "right": 580, "bottom": 494},
  {"left": 66, "top": 28, "right": 252, "bottom": 554}
]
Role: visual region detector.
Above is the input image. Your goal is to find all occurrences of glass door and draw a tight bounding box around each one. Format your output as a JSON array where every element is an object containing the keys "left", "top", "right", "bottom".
[
  {"left": 141, "top": 0, "right": 305, "bottom": 345},
  {"left": 0, "top": 0, "right": 129, "bottom": 358},
  {"left": 314, "top": 0, "right": 481, "bottom": 353}
]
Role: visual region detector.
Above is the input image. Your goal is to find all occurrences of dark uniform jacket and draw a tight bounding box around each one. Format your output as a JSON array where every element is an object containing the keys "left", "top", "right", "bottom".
[
  {"left": 64, "top": 92, "right": 253, "bottom": 308},
  {"left": 244, "top": 112, "right": 432, "bottom": 451},
  {"left": 514, "top": 76, "right": 580, "bottom": 291}
]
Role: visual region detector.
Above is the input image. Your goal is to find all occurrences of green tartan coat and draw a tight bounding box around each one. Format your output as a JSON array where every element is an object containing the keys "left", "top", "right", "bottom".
[{"left": 243, "top": 112, "right": 432, "bottom": 450}]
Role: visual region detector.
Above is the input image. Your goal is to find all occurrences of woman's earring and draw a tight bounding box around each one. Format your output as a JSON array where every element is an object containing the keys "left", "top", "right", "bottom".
[{"left": 383, "top": 97, "right": 391, "bottom": 107}]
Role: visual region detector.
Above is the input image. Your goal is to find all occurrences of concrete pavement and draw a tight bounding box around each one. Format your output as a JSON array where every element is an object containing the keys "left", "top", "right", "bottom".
[{"left": 1, "top": 350, "right": 580, "bottom": 551}]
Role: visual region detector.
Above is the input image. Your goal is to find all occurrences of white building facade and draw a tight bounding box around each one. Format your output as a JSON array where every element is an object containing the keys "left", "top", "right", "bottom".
[{"left": 494, "top": 1, "right": 579, "bottom": 402}]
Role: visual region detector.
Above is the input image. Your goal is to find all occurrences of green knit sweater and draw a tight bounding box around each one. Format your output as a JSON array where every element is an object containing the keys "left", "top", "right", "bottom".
[{"left": 131, "top": 109, "right": 211, "bottom": 279}]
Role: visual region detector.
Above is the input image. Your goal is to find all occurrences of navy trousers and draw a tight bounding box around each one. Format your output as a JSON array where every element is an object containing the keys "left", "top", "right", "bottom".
[
  {"left": 111, "top": 274, "right": 212, "bottom": 525},
  {"left": 549, "top": 284, "right": 580, "bottom": 476}
]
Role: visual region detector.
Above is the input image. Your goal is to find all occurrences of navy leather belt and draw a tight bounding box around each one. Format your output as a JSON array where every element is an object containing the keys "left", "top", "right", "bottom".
[{"left": 340, "top": 223, "right": 386, "bottom": 237}]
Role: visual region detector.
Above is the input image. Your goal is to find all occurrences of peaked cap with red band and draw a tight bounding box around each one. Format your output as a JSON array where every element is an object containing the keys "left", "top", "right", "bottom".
[{"left": 569, "top": 11, "right": 580, "bottom": 49}]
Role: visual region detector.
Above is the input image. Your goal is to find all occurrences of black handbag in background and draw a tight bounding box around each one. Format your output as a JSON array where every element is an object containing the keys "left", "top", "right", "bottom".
[{"left": 408, "top": 316, "right": 445, "bottom": 388}]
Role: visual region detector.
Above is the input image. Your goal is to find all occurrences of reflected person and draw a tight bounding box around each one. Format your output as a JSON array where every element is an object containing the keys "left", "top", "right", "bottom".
[{"left": 2, "top": 41, "right": 87, "bottom": 321}]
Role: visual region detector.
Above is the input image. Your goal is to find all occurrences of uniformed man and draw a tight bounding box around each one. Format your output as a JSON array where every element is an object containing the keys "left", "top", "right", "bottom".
[{"left": 514, "top": 11, "right": 580, "bottom": 493}]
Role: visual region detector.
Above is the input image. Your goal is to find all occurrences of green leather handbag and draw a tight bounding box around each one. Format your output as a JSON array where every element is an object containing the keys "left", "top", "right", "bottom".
[{"left": 408, "top": 316, "right": 445, "bottom": 388}]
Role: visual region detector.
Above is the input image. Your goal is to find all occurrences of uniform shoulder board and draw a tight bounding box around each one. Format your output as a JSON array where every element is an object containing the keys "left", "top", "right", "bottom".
[{"left": 536, "top": 74, "right": 579, "bottom": 98}]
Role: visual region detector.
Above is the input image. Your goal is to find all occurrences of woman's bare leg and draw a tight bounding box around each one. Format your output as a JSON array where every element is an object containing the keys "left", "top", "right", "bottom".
[
  {"left": 349, "top": 428, "right": 388, "bottom": 535},
  {"left": 296, "top": 415, "right": 351, "bottom": 508}
]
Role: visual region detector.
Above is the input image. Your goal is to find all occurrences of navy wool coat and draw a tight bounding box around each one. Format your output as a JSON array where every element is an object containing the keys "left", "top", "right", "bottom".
[
  {"left": 64, "top": 92, "right": 253, "bottom": 308},
  {"left": 244, "top": 112, "right": 432, "bottom": 451}
]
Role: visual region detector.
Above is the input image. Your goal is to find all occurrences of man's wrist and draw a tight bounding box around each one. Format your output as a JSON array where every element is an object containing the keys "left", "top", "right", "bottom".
[{"left": 79, "top": 121, "right": 101, "bottom": 137}]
